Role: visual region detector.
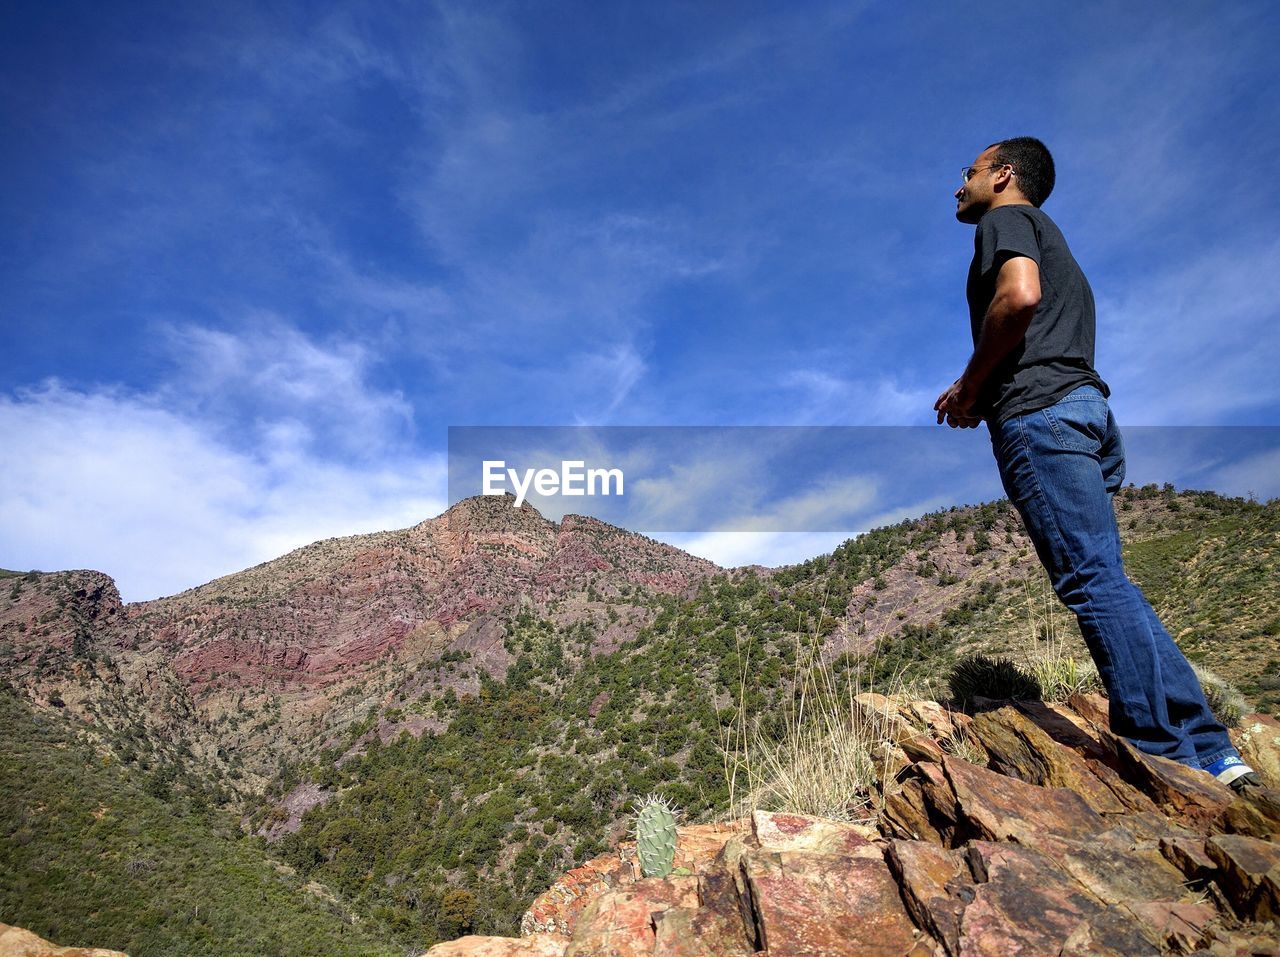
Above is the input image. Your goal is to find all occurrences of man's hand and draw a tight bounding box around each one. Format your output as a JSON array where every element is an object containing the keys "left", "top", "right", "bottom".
[{"left": 934, "top": 377, "right": 982, "bottom": 428}]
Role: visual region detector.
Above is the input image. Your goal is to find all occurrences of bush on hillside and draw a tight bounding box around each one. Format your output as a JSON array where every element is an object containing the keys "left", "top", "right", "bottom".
[{"left": 947, "top": 654, "right": 1041, "bottom": 709}]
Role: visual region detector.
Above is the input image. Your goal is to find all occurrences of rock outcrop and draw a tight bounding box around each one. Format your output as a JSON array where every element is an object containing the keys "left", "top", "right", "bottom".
[
  {"left": 0, "top": 923, "right": 127, "bottom": 957},
  {"left": 427, "top": 694, "right": 1280, "bottom": 956}
]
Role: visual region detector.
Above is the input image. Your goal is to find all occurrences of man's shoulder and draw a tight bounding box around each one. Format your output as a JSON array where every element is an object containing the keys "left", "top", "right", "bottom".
[{"left": 980, "top": 205, "right": 1073, "bottom": 251}]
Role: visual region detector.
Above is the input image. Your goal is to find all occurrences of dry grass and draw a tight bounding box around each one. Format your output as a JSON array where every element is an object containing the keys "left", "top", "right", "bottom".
[
  {"left": 1020, "top": 576, "right": 1102, "bottom": 702},
  {"left": 720, "top": 595, "right": 904, "bottom": 823},
  {"left": 938, "top": 718, "right": 986, "bottom": 765}
]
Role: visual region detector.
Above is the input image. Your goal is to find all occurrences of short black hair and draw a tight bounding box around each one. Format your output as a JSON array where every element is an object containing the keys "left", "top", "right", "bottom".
[{"left": 988, "top": 137, "right": 1055, "bottom": 207}]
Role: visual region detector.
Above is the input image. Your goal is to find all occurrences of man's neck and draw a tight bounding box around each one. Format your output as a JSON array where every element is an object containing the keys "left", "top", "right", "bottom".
[{"left": 987, "top": 193, "right": 1034, "bottom": 213}]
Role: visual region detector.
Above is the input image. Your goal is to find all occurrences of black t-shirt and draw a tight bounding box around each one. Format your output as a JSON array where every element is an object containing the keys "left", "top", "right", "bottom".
[{"left": 966, "top": 204, "right": 1110, "bottom": 423}]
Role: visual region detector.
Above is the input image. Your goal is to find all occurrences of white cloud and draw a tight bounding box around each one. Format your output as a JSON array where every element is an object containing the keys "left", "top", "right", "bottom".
[
  {"left": 777, "top": 370, "right": 939, "bottom": 425},
  {"left": 665, "top": 488, "right": 957, "bottom": 570},
  {"left": 0, "top": 323, "right": 447, "bottom": 602},
  {"left": 1201, "top": 447, "right": 1280, "bottom": 502},
  {"left": 1119, "top": 429, "right": 1280, "bottom": 502},
  {"left": 158, "top": 319, "right": 415, "bottom": 456},
  {"left": 664, "top": 531, "right": 856, "bottom": 570}
]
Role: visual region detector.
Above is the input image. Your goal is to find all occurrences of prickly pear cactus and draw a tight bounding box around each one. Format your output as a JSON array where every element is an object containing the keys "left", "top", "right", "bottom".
[{"left": 633, "top": 794, "right": 679, "bottom": 878}]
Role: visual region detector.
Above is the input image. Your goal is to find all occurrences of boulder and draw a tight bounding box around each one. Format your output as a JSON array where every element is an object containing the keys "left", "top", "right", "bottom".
[
  {"left": 960, "top": 841, "right": 1160, "bottom": 957},
  {"left": 1205, "top": 833, "right": 1280, "bottom": 922},
  {"left": 887, "top": 840, "right": 972, "bottom": 955},
  {"left": 942, "top": 754, "right": 1104, "bottom": 855},
  {"left": 741, "top": 849, "right": 921, "bottom": 956},
  {"left": 751, "top": 810, "right": 882, "bottom": 858},
  {"left": 970, "top": 707, "right": 1127, "bottom": 815},
  {"left": 564, "top": 877, "right": 699, "bottom": 957},
  {"left": 521, "top": 823, "right": 742, "bottom": 937}
]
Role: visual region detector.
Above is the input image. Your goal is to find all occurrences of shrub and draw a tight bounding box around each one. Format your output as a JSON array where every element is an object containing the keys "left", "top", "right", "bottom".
[
  {"left": 1191, "top": 664, "right": 1247, "bottom": 728},
  {"left": 947, "top": 655, "right": 1041, "bottom": 709}
]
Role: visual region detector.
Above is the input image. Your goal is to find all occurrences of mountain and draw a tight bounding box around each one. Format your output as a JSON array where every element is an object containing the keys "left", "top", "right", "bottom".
[
  {"left": 2, "top": 495, "right": 721, "bottom": 803},
  {"left": 1, "top": 485, "right": 1277, "bottom": 954}
]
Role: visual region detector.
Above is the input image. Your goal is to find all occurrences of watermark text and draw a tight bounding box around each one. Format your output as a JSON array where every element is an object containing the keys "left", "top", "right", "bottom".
[{"left": 482, "top": 460, "right": 624, "bottom": 507}]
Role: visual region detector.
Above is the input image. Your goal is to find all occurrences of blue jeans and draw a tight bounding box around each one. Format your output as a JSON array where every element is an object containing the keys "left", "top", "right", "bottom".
[{"left": 987, "top": 385, "right": 1237, "bottom": 770}]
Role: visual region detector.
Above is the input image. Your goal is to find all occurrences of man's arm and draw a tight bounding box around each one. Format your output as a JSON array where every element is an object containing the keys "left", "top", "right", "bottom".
[{"left": 935, "top": 255, "right": 1042, "bottom": 427}]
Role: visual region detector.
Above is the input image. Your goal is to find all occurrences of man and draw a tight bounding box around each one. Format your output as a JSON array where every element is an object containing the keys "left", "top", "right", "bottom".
[{"left": 935, "top": 136, "right": 1259, "bottom": 791}]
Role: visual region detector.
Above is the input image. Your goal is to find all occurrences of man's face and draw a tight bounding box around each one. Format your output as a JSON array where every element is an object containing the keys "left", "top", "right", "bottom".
[{"left": 955, "top": 146, "right": 1003, "bottom": 224}]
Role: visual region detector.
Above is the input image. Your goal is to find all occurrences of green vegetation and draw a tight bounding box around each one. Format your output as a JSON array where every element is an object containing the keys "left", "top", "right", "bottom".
[
  {"left": 946, "top": 655, "right": 1042, "bottom": 708},
  {"left": 1122, "top": 490, "right": 1280, "bottom": 713},
  {"left": 0, "top": 689, "right": 399, "bottom": 957},
  {"left": 263, "top": 487, "right": 1276, "bottom": 941}
]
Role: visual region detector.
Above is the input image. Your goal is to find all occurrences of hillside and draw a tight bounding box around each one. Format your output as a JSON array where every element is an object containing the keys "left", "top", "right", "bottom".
[
  {"left": 0, "top": 688, "right": 400, "bottom": 957},
  {"left": 1, "top": 485, "right": 1277, "bottom": 953}
]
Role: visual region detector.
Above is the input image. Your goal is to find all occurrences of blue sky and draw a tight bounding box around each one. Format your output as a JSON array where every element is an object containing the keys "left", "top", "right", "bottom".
[{"left": 3, "top": 1, "right": 1279, "bottom": 601}]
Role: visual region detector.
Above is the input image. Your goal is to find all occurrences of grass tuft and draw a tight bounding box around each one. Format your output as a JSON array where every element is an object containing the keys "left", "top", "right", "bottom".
[{"left": 721, "top": 594, "right": 904, "bottom": 822}]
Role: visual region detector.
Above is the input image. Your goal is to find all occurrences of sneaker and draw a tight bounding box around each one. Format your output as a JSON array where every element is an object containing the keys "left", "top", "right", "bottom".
[
  {"left": 1204, "top": 754, "right": 1259, "bottom": 790},
  {"left": 1228, "top": 771, "right": 1264, "bottom": 793}
]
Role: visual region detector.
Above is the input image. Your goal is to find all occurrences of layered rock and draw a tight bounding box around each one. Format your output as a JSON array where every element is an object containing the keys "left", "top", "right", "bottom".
[
  {"left": 133, "top": 495, "right": 720, "bottom": 692},
  {"left": 427, "top": 695, "right": 1280, "bottom": 956}
]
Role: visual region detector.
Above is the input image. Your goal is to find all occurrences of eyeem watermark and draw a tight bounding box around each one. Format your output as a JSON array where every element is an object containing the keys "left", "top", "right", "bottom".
[
  {"left": 450, "top": 426, "right": 1280, "bottom": 530},
  {"left": 482, "top": 460, "right": 625, "bottom": 507}
]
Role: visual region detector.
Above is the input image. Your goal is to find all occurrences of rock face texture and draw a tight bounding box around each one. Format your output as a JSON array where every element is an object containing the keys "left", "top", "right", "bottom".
[
  {"left": 132, "top": 496, "right": 720, "bottom": 692},
  {"left": 427, "top": 695, "right": 1280, "bottom": 956}
]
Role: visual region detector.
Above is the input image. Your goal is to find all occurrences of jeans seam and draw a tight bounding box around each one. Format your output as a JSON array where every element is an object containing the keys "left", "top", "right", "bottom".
[{"left": 1041, "top": 408, "right": 1068, "bottom": 449}]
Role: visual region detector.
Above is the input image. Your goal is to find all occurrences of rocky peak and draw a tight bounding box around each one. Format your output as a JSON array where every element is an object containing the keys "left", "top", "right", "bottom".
[
  {"left": 0, "top": 569, "right": 123, "bottom": 667},
  {"left": 428, "top": 694, "right": 1280, "bottom": 956},
  {"left": 413, "top": 495, "right": 559, "bottom": 560},
  {"left": 114, "top": 496, "right": 719, "bottom": 689}
]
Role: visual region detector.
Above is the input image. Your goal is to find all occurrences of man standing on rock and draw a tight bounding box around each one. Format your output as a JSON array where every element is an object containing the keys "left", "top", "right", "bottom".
[{"left": 934, "top": 136, "right": 1260, "bottom": 791}]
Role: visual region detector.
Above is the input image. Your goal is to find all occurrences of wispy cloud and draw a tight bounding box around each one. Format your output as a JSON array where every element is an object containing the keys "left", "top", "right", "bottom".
[
  {"left": 158, "top": 319, "right": 416, "bottom": 456},
  {"left": 777, "top": 369, "right": 940, "bottom": 425},
  {"left": 1096, "top": 238, "right": 1280, "bottom": 425}
]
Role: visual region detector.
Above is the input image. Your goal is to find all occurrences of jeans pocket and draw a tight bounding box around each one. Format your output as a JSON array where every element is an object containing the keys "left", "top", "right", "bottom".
[{"left": 1041, "top": 394, "right": 1109, "bottom": 453}]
